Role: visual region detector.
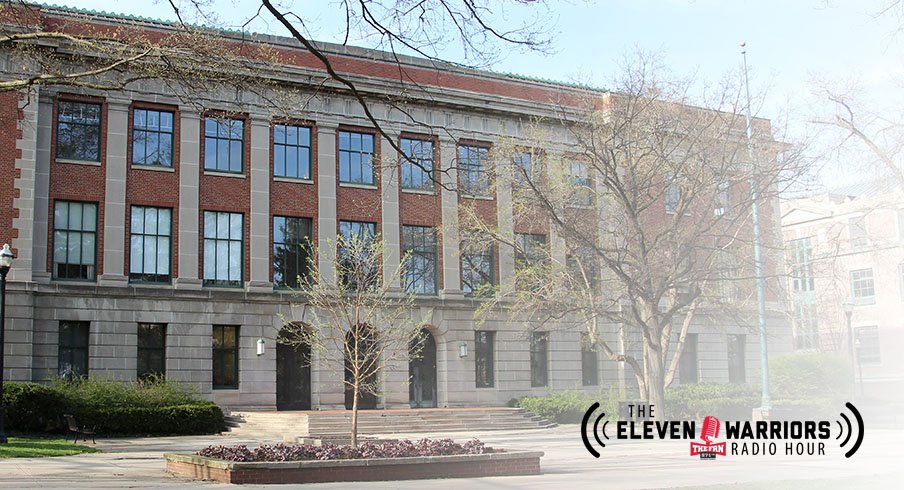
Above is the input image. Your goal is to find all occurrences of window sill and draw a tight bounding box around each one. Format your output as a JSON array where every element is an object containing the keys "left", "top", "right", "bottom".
[
  {"left": 339, "top": 182, "right": 378, "bottom": 190},
  {"left": 131, "top": 164, "right": 175, "bottom": 173},
  {"left": 204, "top": 170, "right": 246, "bottom": 179},
  {"left": 212, "top": 387, "right": 240, "bottom": 391},
  {"left": 56, "top": 159, "right": 101, "bottom": 167},
  {"left": 460, "top": 194, "right": 495, "bottom": 201},
  {"left": 52, "top": 278, "right": 97, "bottom": 284},
  {"left": 129, "top": 281, "right": 174, "bottom": 288},
  {"left": 401, "top": 188, "right": 436, "bottom": 196},
  {"left": 274, "top": 176, "right": 314, "bottom": 185}
]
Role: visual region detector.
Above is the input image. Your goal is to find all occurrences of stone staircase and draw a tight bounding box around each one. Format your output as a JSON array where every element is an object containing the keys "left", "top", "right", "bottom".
[{"left": 225, "top": 408, "right": 555, "bottom": 439}]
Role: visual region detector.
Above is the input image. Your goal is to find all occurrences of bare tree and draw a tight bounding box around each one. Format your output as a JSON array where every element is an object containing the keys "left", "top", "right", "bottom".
[
  {"left": 279, "top": 233, "right": 428, "bottom": 446},
  {"left": 466, "top": 54, "right": 804, "bottom": 418}
]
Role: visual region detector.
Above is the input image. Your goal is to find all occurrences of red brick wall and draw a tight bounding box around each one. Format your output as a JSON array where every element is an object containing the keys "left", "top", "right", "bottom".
[
  {"left": 125, "top": 102, "right": 181, "bottom": 278},
  {"left": 0, "top": 92, "right": 22, "bottom": 252},
  {"left": 166, "top": 454, "right": 542, "bottom": 484},
  {"left": 48, "top": 93, "right": 108, "bottom": 276},
  {"left": 197, "top": 112, "right": 252, "bottom": 283},
  {"left": 270, "top": 119, "right": 319, "bottom": 282}
]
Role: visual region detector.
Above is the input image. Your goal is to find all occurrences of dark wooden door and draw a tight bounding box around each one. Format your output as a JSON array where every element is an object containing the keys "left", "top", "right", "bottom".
[
  {"left": 409, "top": 330, "right": 437, "bottom": 408},
  {"left": 276, "top": 341, "right": 311, "bottom": 410}
]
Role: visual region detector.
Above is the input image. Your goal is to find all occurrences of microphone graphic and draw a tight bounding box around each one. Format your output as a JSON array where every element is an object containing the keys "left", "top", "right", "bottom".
[{"left": 701, "top": 416, "right": 720, "bottom": 444}]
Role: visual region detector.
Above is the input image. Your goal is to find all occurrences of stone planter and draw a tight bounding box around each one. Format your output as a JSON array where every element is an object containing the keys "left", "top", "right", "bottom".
[{"left": 165, "top": 450, "right": 544, "bottom": 484}]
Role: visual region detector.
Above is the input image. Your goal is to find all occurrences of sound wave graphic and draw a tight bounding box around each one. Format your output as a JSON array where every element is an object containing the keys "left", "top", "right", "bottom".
[
  {"left": 836, "top": 402, "right": 865, "bottom": 458},
  {"left": 581, "top": 402, "right": 610, "bottom": 458}
]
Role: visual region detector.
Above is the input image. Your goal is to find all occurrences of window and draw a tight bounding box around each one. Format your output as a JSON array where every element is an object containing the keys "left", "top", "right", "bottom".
[
  {"left": 513, "top": 152, "right": 533, "bottom": 186},
  {"left": 898, "top": 209, "right": 904, "bottom": 241},
  {"left": 53, "top": 201, "right": 98, "bottom": 280},
  {"left": 137, "top": 323, "right": 166, "bottom": 379},
  {"left": 899, "top": 264, "right": 904, "bottom": 301},
  {"left": 129, "top": 206, "right": 172, "bottom": 283},
  {"left": 57, "top": 101, "right": 101, "bottom": 162},
  {"left": 59, "top": 321, "right": 89, "bottom": 378},
  {"left": 567, "top": 247, "right": 598, "bottom": 290},
  {"left": 714, "top": 179, "right": 731, "bottom": 216},
  {"left": 790, "top": 237, "right": 814, "bottom": 292},
  {"left": 402, "top": 225, "right": 437, "bottom": 295},
  {"left": 132, "top": 109, "right": 174, "bottom": 167},
  {"left": 678, "top": 333, "right": 698, "bottom": 384},
  {"left": 204, "top": 117, "right": 244, "bottom": 173},
  {"left": 212, "top": 325, "right": 239, "bottom": 389},
  {"left": 530, "top": 332, "right": 549, "bottom": 387},
  {"left": 665, "top": 172, "right": 681, "bottom": 214},
  {"left": 581, "top": 334, "right": 599, "bottom": 386},
  {"left": 203, "top": 211, "right": 244, "bottom": 287},
  {"left": 793, "top": 302, "right": 819, "bottom": 350},
  {"left": 400, "top": 138, "right": 434, "bottom": 191},
  {"left": 461, "top": 236, "right": 494, "bottom": 295},
  {"left": 338, "top": 220, "right": 378, "bottom": 290},
  {"left": 339, "top": 130, "right": 375, "bottom": 185},
  {"left": 475, "top": 331, "right": 495, "bottom": 388},
  {"left": 849, "top": 216, "right": 868, "bottom": 248},
  {"left": 850, "top": 268, "right": 875, "bottom": 304},
  {"left": 727, "top": 334, "right": 746, "bottom": 383},
  {"left": 515, "top": 233, "right": 546, "bottom": 272},
  {"left": 274, "top": 124, "right": 312, "bottom": 179},
  {"left": 568, "top": 161, "right": 592, "bottom": 206},
  {"left": 459, "top": 145, "right": 491, "bottom": 196},
  {"left": 273, "top": 216, "right": 313, "bottom": 288},
  {"left": 855, "top": 326, "right": 880, "bottom": 365}
]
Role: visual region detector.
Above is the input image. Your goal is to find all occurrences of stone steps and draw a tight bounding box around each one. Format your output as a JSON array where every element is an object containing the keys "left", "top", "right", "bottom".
[{"left": 225, "top": 408, "right": 555, "bottom": 438}]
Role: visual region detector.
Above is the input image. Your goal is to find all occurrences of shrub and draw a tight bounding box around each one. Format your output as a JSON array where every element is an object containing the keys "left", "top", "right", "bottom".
[
  {"left": 665, "top": 383, "right": 760, "bottom": 420},
  {"left": 2, "top": 382, "right": 66, "bottom": 432},
  {"left": 769, "top": 352, "right": 849, "bottom": 418},
  {"left": 516, "top": 388, "right": 617, "bottom": 424},
  {"left": 3, "top": 377, "right": 223, "bottom": 436},
  {"left": 197, "top": 438, "right": 493, "bottom": 462}
]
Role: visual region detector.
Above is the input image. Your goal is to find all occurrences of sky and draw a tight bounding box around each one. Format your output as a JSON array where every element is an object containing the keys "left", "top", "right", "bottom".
[{"left": 49, "top": 0, "right": 904, "bottom": 190}]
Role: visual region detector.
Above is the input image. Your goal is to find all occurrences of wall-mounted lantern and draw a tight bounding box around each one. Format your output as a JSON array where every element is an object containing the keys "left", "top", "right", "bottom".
[
  {"left": 256, "top": 337, "right": 266, "bottom": 356},
  {"left": 458, "top": 341, "right": 468, "bottom": 358}
]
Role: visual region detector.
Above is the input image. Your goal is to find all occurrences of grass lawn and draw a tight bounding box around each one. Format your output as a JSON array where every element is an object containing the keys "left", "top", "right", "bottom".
[{"left": 0, "top": 437, "right": 101, "bottom": 458}]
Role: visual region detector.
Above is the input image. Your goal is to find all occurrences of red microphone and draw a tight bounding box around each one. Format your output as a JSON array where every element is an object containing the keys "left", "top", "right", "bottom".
[{"left": 701, "top": 416, "right": 720, "bottom": 444}]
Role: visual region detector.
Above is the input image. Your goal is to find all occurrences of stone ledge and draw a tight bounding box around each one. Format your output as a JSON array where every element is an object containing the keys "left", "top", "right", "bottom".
[{"left": 165, "top": 450, "right": 543, "bottom": 484}]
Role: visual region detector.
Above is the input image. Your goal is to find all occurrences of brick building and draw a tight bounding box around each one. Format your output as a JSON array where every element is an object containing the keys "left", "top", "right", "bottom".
[
  {"left": 0, "top": 5, "right": 790, "bottom": 410},
  {"left": 782, "top": 179, "right": 904, "bottom": 403}
]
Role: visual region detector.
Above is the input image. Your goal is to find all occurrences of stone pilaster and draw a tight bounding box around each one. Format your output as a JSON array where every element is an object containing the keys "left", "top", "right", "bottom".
[
  {"left": 380, "top": 131, "right": 401, "bottom": 289},
  {"left": 175, "top": 108, "right": 202, "bottom": 289},
  {"left": 10, "top": 88, "right": 38, "bottom": 282},
  {"left": 317, "top": 123, "right": 338, "bottom": 286},
  {"left": 439, "top": 138, "right": 462, "bottom": 296},
  {"left": 30, "top": 94, "right": 53, "bottom": 284},
  {"left": 98, "top": 99, "right": 130, "bottom": 287},
  {"left": 247, "top": 116, "right": 272, "bottom": 292}
]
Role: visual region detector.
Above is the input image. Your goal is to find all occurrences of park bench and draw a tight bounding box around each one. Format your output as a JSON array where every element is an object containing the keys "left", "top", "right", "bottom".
[{"left": 63, "top": 414, "right": 96, "bottom": 444}]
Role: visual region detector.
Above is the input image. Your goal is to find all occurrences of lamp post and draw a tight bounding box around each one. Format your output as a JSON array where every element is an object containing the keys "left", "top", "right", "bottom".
[
  {"left": 0, "top": 243, "right": 15, "bottom": 444},
  {"left": 842, "top": 300, "right": 855, "bottom": 398}
]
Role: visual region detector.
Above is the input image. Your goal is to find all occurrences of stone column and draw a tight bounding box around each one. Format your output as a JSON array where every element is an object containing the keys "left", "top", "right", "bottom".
[
  {"left": 439, "top": 137, "right": 462, "bottom": 296},
  {"left": 98, "top": 99, "right": 130, "bottom": 287},
  {"left": 380, "top": 131, "right": 401, "bottom": 289},
  {"left": 317, "top": 123, "right": 338, "bottom": 286},
  {"left": 247, "top": 116, "right": 272, "bottom": 292},
  {"left": 31, "top": 94, "right": 54, "bottom": 284},
  {"left": 175, "top": 108, "right": 202, "bottom": 289}
]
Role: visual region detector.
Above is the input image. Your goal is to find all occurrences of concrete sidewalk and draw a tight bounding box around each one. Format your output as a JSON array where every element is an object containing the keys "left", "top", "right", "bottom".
[{"left": 0, "top": 426, "right": 901, "bottom": 488}]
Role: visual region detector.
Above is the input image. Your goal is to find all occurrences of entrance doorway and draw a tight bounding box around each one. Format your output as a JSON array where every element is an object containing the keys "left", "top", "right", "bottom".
[
  {"left": 345, "top": 324, "right": 378, "bottom": 410},
  {"left": 409, "top": 329, "right": 437, "bottom": 408},
  {"left": 276, "top": 333, "right": 311, "bottom": 411}
]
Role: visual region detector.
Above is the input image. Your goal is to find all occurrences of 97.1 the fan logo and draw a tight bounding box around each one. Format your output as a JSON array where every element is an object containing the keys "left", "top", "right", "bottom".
[{"left": 580, "top": 403, "right": 864, "bottom": 460}]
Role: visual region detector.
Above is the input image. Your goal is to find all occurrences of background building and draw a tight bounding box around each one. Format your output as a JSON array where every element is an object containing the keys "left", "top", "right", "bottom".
[
  {"left": 0, "top": 5, "right": 790, "bottom": 410},
  {"left": 782, "top": 179, "right": 904, "bottom": 403}
]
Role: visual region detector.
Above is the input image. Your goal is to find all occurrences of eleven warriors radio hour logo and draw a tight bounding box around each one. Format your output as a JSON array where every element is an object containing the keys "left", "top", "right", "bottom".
[
  {"left": 690, "top": 416, "right": 726, "bottom": 459},
  {"left": 580, "top": 402, "right": 865, "bottom": 460}
]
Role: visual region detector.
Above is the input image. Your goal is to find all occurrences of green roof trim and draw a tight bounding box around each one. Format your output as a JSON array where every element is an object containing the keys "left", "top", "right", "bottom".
[{"left": 34, "top": 2, "right": 606, "bottom": 93}]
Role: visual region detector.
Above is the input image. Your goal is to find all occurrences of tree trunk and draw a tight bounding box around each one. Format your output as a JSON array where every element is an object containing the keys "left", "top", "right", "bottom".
[
  {"left": 351, "top": 381, "right": 360, "bottom": 447},
  {"left": 644, "top": 341, "right": 666, "bottom": 421}
]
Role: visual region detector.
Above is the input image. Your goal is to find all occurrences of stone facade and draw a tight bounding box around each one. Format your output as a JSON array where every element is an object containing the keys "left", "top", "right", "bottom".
[{"left": 0, "top": 5, "right": 791, "bottom": 410}]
